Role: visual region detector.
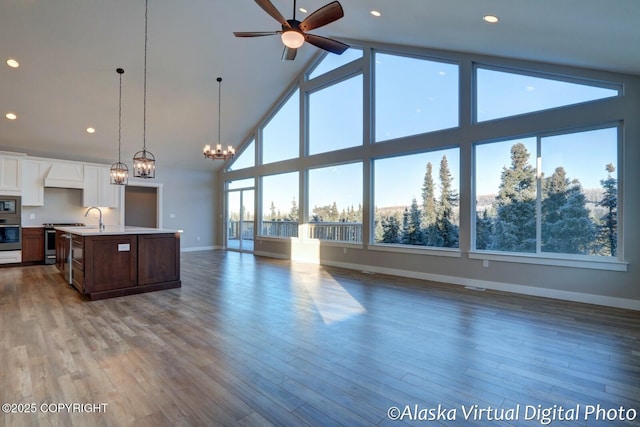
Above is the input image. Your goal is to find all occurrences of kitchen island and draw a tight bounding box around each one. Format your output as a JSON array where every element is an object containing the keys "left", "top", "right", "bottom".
[{"left": 55, "top": 225, "right": 181, "bottom": 300}]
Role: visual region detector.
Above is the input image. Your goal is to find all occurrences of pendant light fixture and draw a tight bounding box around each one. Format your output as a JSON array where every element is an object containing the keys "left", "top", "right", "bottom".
[
  {"left": 203, "top": 77, "right": 235, "bottom": 161},
  {"left": 133, "top": 0, "right": 156, "bottom": 178},
  {"left": 110, "top": 68, "right": 128, "bottom": 185}
]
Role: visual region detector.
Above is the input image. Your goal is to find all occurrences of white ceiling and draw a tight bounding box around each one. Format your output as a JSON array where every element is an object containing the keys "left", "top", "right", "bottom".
[{"left": 1, "top": 0, "right": 639, "bottom": 172}]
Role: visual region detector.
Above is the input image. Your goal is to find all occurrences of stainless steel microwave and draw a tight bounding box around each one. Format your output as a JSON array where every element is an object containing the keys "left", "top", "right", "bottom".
[{"left": 0, "top": 195, "right": 20, "bottom": 219}]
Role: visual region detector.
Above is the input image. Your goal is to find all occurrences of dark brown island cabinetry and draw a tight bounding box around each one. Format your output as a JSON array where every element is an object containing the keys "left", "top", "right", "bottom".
[{"left": 63, "top": 230, "right": 180, "bottom": 300}]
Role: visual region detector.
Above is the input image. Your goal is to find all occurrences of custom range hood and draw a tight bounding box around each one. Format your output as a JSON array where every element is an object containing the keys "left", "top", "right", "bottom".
[{"left": 43, "top": 162, "right": 84, "bottom": 189}]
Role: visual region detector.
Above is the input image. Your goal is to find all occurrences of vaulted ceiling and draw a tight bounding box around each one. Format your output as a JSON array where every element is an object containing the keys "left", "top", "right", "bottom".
[{"left": 1, "top": 0, "right": 638, "bottom": 172}]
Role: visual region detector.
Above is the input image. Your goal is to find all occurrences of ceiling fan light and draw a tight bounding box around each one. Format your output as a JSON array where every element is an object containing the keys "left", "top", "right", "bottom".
[{"left": 281, "top": 30, "right": 304, "bottom": 49}]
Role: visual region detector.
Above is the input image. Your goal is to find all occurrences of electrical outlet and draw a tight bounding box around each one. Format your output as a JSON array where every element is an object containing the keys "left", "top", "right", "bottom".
[
  {"left": 169, "top": 213, "right": 176, "bottom": 218},
  {"left": 30, "top": 213, "right": 36, "bottom": 219},
  {"left": 343, "top": 247, "right": 347, "bottom": 254},
  {"left": 483, "top": 260, "right": 489, "bottom": 268}
]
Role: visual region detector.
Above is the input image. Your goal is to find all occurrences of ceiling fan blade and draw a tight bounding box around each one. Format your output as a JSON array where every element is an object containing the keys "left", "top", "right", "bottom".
[
  {"left": 254, "top": 0, "right": 290, "bottom": 28},
  {"left": 304, "top": 33, "right": 349, "bottom": 55},
  {"left": 234, "top": 31, "right": 279, "bottom": 37},
  {"left": 299, "top": 1, "right": 344, "bottom": 32},
  {"left": 282, "top": 46, "right": 297, "bottom": 61}
]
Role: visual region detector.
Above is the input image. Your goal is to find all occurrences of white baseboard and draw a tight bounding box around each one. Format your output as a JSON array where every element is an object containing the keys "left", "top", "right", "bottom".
[
  {"left": 181, "top": 245, "right": 220, "bottom": 253},
  {"left": 254, "top": 250, "right": 289, "bottom": 260},
  {"left": 255, "top": 252, "right": 640, "bottom": 311}
]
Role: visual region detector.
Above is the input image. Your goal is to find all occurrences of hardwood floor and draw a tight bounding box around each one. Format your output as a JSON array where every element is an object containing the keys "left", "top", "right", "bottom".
[{"left": 1, "top": 250, "right": 639, "bottom": 426}]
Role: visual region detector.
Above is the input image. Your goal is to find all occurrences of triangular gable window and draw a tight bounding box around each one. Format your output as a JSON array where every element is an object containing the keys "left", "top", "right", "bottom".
[
  {"left": 308, "top": 48, "right": 362, "bottom": 80},
  {"left": 227, "top": 139, "right": 255, "bottom": 171}
]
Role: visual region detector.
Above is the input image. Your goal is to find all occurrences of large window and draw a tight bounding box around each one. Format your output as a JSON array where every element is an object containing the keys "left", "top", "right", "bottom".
[
  {"left": 374, "top": 148, "right": 460, "bottom": 248},
  {"left": 260, "top": 172, "right": 299, "bottom": 238},
  {"left": 375, "top": 53, "right": 458, "bottom": 142},
  {"left": 222, "top": 42, "right": 629, "bottom": 272},
  {"left": 476, "top": 68, "right": 619, "bottom": 122},
  {"left": 474, "top": 127, "right": 618, "bottom": 257},
  {"left": 308, "top": 162, "right": 363, "bottom": 242},
  {"left": 308, "top": 75, "right": 363, "bottom": 155},
  {"left": 262, "top": 90, "right": 299, "bottom": 164}
]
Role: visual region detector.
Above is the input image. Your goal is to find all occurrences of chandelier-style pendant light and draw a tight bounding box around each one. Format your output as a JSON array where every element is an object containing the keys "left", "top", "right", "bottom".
[
  {"left": 203, "top": 77, "right": 235, "bottom": 161},
  {"left": 110, "top": 68, "right": 129, "bottom": 185},
  {"left": 133, "top": 0, "right": 156, "bottom": 178}
]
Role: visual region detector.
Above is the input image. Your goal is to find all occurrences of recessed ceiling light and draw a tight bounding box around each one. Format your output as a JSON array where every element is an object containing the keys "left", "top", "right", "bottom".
[
  {"left": 86, "top": 127, "right": 96, "bottom": 134},
  {"left": 483, "top": 15, "right": 499, "bottom": 23},
  {"left": 370, "top": 10, "right": 381, "bottom": 17},
  {"left": 299, "top": 7, "right": 307, "bottom": 13},
  {"left": 5, "top": 113, "right": 17, "bottom": 120},
  {"left": 6, "top": 58, "right": 19, "bottom": 68}
]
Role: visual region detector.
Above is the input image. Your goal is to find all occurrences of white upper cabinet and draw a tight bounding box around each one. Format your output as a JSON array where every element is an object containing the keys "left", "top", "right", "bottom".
[
  {"left": 0, "top": 154, "right": 22, "bottom": 195},
  {"left": 83, "top": 165, "right": 119, "bottom": 208},
  {"left": 21, "top": 159, "right": 49, "bottom": 206}
]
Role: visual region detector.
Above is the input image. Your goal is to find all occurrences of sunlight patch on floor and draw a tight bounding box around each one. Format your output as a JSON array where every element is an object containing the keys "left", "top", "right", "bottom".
[{"left": 292, "top": 266, "right": 367, "bottom": 325}]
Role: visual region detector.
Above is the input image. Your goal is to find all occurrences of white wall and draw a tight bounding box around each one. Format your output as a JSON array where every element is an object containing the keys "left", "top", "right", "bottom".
[
  {"left": 22, "top": 188, "right": 120, "bottom": 226},
  {"left": 159, "top": 166, "right": 218, "bottom": 250}
]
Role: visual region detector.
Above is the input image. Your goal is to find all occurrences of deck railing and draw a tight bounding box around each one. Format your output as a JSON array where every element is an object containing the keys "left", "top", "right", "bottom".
[
  {"left": 227, "top": 220, "right": 254, "bottom": 240},
  {"left": 308, "top": 222, "right": 362, "bottom": 242},
  {"left": 228, "top": 220, "right": 363, "bottom": 243},
  {"left": 260, "top": 220, "right": 299, "bottom": 238}
]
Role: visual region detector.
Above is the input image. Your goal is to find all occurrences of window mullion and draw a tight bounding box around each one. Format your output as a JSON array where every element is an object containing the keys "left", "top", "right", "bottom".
[{"left": 536, "top": 137, "right": 542, "bottom": 254}]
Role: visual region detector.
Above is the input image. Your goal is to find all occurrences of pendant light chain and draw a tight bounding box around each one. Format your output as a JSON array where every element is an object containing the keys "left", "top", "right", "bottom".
[
  {"left": 133, "top": 0, "right": 156, "bottom": 178},
  {"left": 118, "top": 69, "right": 123, "bottom": 163},
  {"left": 143, "top": 0, "right": 148, "bottom": 152},
  {"left": 110, "top": 67, "right": 128, "bottom": 185},
  {"left": 217, "top": 77, "right": 222, "bottom": 148}
]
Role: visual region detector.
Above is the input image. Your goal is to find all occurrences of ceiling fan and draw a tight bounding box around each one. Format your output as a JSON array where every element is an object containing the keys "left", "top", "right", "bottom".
[{"left": 234, "top": 0, "right": 349, "bottom": 61}]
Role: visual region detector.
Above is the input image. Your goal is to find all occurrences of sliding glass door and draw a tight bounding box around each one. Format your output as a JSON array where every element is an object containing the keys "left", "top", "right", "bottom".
[{"left": 226, "top": 186, "right": 255, "bottom": 252}]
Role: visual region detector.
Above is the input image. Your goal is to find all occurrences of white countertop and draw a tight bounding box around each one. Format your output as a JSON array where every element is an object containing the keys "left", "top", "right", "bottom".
[{"left": 55, "top": 225, "right": 180, "bottom": 236}]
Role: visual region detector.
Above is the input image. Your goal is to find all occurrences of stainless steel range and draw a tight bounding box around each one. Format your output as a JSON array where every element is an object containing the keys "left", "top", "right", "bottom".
[{"left": 43, "top": 223, "right": 84, "bottom": 265}]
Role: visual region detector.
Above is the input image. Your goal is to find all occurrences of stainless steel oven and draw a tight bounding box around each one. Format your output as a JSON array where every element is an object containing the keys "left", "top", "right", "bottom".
[
  {"left": 0, "top": 195, "right": 21, "bottom": 251},
  {"left": 0, "top": 223, "right": 21, "bottom": 250}
]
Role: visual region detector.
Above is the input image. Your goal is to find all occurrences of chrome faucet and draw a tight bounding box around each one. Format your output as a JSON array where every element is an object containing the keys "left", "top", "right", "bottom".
[{"left": 84, "top": 207, "right": 105, "bottom": 230}]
